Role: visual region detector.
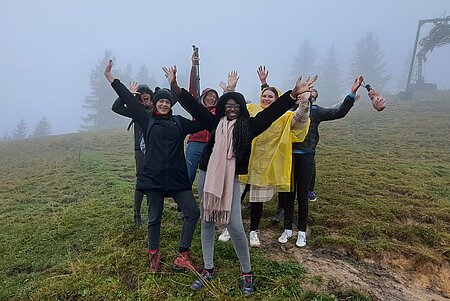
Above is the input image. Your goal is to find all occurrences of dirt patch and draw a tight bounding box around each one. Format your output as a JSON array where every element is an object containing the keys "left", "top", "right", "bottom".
[{"left": 257, "top": 230, "right": 450, "bottom": 301}]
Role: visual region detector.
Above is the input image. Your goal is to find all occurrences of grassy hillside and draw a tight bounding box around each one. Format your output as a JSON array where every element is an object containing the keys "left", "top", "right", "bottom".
[{"left": 0, "top": 97, "right": 448, "bottom": 300}]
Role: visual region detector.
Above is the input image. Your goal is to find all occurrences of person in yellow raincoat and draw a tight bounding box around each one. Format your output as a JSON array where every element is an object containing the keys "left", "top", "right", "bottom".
[{"left": 217, "top": 66, "right": 313, "bottom": 247}]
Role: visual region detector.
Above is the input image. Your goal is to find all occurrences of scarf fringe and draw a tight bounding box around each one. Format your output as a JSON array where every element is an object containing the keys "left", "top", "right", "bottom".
[{"left": 203, "top": 192, "right": 231, "bottom": 224}]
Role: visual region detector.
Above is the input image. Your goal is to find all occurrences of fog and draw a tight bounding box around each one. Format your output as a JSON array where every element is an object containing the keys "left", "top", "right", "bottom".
[{"left": 0, "top": 0, "right": 449, "bottom": 136}]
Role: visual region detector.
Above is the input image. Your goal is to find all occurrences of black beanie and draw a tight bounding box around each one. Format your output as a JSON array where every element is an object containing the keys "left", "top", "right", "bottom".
[
  {"left": 152, "top": 88, "right": 174, "bottom": 105},
  {"left": 137, "top": 84, "right": 154, "bottom": 100}
]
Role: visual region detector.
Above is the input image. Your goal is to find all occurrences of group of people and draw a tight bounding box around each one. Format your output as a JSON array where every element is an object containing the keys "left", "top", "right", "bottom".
[{"left": 104, "top": 48, "right": 381, "bottom": 296}]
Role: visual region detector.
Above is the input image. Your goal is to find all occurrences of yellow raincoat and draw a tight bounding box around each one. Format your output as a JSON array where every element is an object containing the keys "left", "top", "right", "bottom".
[{"left": 239, "top": 88, "right": 310, "bottom": 192}]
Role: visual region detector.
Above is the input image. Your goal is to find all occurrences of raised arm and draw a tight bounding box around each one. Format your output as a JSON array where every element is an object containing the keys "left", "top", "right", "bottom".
[
  {"left": 291, "top": 94, "right": 310, "bottom": 130},
  {"left": 188, "top": 51, "right": 200, "bottom": 100},
  {"left": 163, "top": 65, "right": 217, "bottom": 132},
  {"left": 105, "top": 60, "right": 149, "bottom": 128},
  {"left": 218, "top": 70, "right": 240, "bottom": 94},
  {"left": 111, "top": 82, "right": 141, "bottom": 118},
  {"left": 257, "top": 66, "right": 269, "bottom": 90},
  {"left": 251, "top": 75, "right": 317, "bottom": 137},
  {"left": 319, "top": 75, "right": 363, "bottom": 121}
]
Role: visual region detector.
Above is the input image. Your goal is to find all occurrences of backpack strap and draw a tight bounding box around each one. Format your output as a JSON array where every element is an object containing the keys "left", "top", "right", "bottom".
[
  {"left": 140, "top": 117, "right": 156, "bottom": 155},
  {"left": 127, "top": 120, "right": 134, "bottom": 131},
  {"left": 140, "top": 115, "right": 183, "bottom": 154}
]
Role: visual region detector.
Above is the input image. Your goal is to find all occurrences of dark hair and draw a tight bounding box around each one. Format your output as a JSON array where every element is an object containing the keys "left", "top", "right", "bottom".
[
  {"left": 216, "top": 92, "right": 250, "bottom": 160},
  {"left": 262, "top": 87, "right": 279, "bottom": 98}
]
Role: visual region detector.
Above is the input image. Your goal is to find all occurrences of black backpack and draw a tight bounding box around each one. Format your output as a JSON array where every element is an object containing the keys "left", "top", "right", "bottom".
[{"left": 139, "top": 115, "right": 182, "bottom": 154}]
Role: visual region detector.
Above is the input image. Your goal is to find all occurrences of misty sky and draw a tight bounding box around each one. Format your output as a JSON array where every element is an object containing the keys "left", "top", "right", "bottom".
[{"left": 0, "top": 0, "right": 449, "bottom": 135}]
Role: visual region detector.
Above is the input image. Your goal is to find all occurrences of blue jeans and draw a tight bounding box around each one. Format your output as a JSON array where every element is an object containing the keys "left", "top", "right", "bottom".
[{"left": 186, "top": 141, "right": 206, "bottom": 184}]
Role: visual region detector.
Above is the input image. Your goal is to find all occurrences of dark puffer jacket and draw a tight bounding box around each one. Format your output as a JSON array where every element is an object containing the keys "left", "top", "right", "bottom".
[
  {"left": 293, "top": 94, "right": 356, "bottom": 154},
  {"left": 112, "top": 97, "right": 145, "bottom": 151},
  {"left": 111, "top": 79, "right": 205, "bottom": 191},
  {"left": 176, "top": 88, "right": 298, "bottom": 175}
]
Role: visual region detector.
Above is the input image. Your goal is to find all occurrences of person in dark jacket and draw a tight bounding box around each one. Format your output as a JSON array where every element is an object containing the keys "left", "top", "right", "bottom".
[
  {"left": 105, "top": 60, "right": 202, "bottom": 273},
  {"left": 277, "top": 76, "right": 364, "bottom": 247},
  {"left": 163, "top": 65, "right": 316, "bottom": 297},
  {"left": 112, "top": 83, "right": 154, "bottom": 226}
]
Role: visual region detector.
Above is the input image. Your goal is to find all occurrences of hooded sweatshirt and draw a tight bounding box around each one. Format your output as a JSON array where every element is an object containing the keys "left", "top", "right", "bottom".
[{"left": 187, "top": 67, "right": 218, "bottom": 143}]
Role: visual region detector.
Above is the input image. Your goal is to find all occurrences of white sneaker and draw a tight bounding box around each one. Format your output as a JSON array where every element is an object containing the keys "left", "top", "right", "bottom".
[
  {"left": 218, "top": 228, "right": 231, "bottom": 242},
  {"left": 249, "top": 230, "right": 261, "bottom": 247},
  {"left": 278, "top": 229, "right": 293, "bottom": 244},
  {"left": 296, "top": 231, "right": 307, "bottom": 247}
]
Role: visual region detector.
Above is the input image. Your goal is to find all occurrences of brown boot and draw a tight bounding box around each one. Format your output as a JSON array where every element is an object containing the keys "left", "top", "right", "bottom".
[
  {"left": 148, "top": 249, "right": 160, "bottom": 273},
  {"left": 173, "top": 251, "right": 196, "bottom": 272}
]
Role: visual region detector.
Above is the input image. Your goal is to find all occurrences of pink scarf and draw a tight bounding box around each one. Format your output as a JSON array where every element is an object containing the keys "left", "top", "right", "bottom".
[{"left": 202, "top": 117, "right": 236, "bottom": 224}]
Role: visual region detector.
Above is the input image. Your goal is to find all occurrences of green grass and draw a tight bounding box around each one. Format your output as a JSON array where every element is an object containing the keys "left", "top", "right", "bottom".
[{"left": 1, "top": 97, "right": 449, "bottom": 300}]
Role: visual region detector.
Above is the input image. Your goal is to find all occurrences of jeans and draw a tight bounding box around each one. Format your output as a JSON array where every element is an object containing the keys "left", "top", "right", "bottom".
[{"left": 185, "top": 141, "right": 206, "bottom": 184}]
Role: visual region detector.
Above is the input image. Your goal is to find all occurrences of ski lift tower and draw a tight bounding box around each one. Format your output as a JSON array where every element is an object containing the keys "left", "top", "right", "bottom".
[{"left": 403, "top": 15, "right": 450, "bottom": 98}]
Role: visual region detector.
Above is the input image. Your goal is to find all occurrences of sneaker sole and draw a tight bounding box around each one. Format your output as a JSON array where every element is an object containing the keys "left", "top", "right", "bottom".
[
  {"left": 278, "top": 237, "right": 292, "bottom": 244},
  {"left": 218, "top": 238, "right": 230, "bottom": 242},
  {"left": 173, "top": 264, "right": 197, "bottom": 272},
  {"left": 308, "top": 198, "right": 317, "bottom": 202}
]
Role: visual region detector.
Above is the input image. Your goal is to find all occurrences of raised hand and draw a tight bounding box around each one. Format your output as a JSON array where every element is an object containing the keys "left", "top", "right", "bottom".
[
  {"left": 257, "top": 66, "right": 269, "bottom": 85},
  {"left": 162, "top": 65, "right": 177, "bottom": 85},
  {"left": 128, "top": 81, "right": 140, "bottom": 95},
  {"left": 291, "top": 75, "right": 318, "bottom": 98},
  {"left": 162, "top": 65, "right": 181, "bottom": 94},
  {"left": 368, "top": 90, "right": 386, "bottom": 111},
  {"left": 191, "top": 54, "right": 199, "bottom": 66},
  {"left": 296, "top": 92, "right": 311, "bottom": 110},
  {"left": 218, "top": 81, "right": 227, "bottom": 92},
  {"left": 351, "top": 75, "right": 364, "bottom": 94},
  {"left": 104, "top": 59, "right": 116, "bottom": 83},
  {"left": 227, "top": 70, "right": 240, "bottom": 91}
]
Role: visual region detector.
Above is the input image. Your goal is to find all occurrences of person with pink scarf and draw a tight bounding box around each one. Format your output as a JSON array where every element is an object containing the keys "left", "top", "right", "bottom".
[{"left": 163, "top": 65, "right": 316, "bottom": 297}]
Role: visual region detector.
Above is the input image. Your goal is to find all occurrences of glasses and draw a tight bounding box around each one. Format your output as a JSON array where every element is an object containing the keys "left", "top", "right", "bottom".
[{"left": 225, "top": 104, "right": 240, "bottom": 110}]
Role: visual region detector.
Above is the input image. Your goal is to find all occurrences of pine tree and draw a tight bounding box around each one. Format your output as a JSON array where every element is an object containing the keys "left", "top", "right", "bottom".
[
  {"left": 292, "top": 41, "right": 317, "bottom": 77},
  {"left": 2, "top": 132, "right": 11, "bottom": 142},
  {"left": 122, "top": 63, "right": 134, "bottom": 85},
  {"left": 350, "top": 32, "right": 391, "bottom": 92},
  {"left": 136, "top": 64, "right": 151, "bottom": 86},
  {"left": 81, "top": 51, "right": 126, "bottom": 130},
  {"left": 283, "top": 40, "right": 318, "bottom": 90},
  {"left": 12, "top": 119, "right": 27, "bottom": 139},
  {"left": 32, "top": 117, "right": 52, "bottom": 137},
  {"left": 316, "top": 45, "right": 345, "bottom": 105},
  {"left": 136, "top": 64, "right": 158, "bottom": 89}
]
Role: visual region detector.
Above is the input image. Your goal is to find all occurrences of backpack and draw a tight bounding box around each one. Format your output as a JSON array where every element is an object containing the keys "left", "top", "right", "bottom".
[{"left": 139, "top": 115, "right": 183, "bottom": 154}]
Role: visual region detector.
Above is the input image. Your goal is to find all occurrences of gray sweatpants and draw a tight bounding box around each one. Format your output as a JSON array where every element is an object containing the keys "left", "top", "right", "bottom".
[{"left": 197, "top": 170, "right": 252, "bottom": 273}]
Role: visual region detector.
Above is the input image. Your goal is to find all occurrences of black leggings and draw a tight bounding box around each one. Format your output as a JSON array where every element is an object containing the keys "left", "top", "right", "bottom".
[
  {"left": 250, "top": 202, "right": 263, "bottom": 231},
  {"left": 309, "top": 158, "right": 316, "bottom": 192},
  {"left": 279, "top": 154, "right": 315, "bottom": 231}
]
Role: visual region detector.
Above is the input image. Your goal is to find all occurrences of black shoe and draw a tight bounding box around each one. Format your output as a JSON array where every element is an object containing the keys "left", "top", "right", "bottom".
[
  {"left": 241, "top": 273, "right": 255, "bottom": 296},
  {"left": 271, "top": 208, "right": 284, "bottom": 223},
  {"left": 191, "top": 269, "right": 217, "bottom": 290}
]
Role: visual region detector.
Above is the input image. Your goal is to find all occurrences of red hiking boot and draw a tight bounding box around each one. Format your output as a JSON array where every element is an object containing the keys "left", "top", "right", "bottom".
[
  {"left": 173, "top": 251, "right": 197, "bottom": 272},
  {"left": 148, "top": 249, "right": 160, "bottom": 273}
]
